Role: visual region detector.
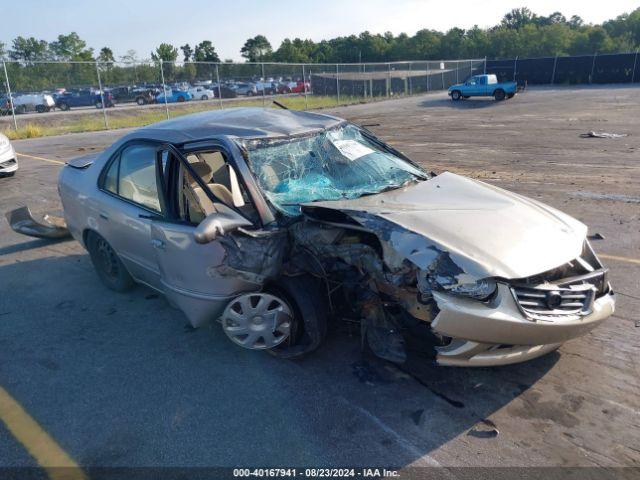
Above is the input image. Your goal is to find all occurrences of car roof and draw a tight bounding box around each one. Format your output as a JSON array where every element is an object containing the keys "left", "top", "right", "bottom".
[{"left": 124, "top": 107, "right": 344, "bottom": 143}]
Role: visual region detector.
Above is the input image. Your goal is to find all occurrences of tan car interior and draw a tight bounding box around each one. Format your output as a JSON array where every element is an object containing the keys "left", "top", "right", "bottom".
[{"left": 181, "top": 151, "right": 247, "bottom": 223}]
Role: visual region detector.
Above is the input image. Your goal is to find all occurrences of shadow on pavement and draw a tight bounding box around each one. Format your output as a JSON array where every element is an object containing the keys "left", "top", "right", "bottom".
[{"left": 0, "top": 254, "right": 558, "bottom": 469}]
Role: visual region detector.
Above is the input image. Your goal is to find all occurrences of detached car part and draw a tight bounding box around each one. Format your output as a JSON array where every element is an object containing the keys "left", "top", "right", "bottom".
[{"left": 6, "top": 206, "right": 70, "bottom": 239}]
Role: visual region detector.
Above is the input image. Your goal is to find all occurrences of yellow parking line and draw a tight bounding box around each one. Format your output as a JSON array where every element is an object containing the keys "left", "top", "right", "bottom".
[
  {"left": 0, "top": 386, "right": 87, "bottom": 480},
  {"left": 17, "top": 152, "right": 65, "bottom": 165},
  {"left": 599, "top": 253, "right": 640, "bottom": 266}
]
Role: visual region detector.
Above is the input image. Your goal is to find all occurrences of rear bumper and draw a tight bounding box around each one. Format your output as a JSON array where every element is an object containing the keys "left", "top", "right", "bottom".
[{"left": 431, "top": 283, "right": 615, "bottom": 366}]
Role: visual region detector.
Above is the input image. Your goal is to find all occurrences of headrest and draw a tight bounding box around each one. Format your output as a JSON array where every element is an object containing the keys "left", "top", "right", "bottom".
[{"left": 190, "top": 162, "right": 213, "bottom": 183}]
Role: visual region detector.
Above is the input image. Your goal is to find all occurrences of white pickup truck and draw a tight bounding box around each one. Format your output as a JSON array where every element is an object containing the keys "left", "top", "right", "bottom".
[
  {"left": 11, "top": 93, "right": 56, "bottom": 113},
  {"left": 187, "top": 86, "right": 216, "bottom": 100}
]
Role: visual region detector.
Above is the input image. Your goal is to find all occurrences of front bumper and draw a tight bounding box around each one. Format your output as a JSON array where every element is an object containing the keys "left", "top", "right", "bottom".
[{"left": 431, "top": 283, "right": 615, "bottom": 366}]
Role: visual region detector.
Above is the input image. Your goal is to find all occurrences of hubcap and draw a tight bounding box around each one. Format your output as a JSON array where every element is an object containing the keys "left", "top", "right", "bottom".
[{"left": 221, "top": 293, "right": 293, "bottom": 350}]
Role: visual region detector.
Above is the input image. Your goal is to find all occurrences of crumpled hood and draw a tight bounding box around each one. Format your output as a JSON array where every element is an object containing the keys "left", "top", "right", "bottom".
[{"left": 302, "top": 172, "right": 587, "bottom": 280}]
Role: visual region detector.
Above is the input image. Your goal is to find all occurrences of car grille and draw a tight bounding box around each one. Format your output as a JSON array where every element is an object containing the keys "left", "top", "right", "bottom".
[
  {"left": 511, "top": 284, "right": 596, "bottom": 321},
  {"left": 0, "top": 158, "right": 16, "bottom": 168}
]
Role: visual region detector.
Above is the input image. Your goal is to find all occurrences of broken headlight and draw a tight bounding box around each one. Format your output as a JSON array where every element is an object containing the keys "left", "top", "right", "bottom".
[{"left": 448, "top": 278, "right": 497, "bottom": 300}]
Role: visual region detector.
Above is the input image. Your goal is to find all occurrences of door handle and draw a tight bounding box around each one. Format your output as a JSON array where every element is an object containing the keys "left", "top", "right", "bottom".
[{"left": 150, "top": 239, "right": 165, "bottom": 250}]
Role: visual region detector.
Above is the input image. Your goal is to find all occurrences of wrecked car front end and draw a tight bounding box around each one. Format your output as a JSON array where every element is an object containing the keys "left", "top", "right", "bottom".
[{"left": 244, "top": 125, "right": 615, "bottom": 367}]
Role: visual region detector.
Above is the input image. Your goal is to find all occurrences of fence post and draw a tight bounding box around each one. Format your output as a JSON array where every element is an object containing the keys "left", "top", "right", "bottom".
[
  {"left": 336, "top": 64, "right": 340, "bottom": 105},
  {"left": 409, "top": 62, "right": 413, "bottom": 95},
  {"left": 456, "top": 60, "right": 459, "bottom": 84},
  {"left": 590, "top": 53, "right": 597, "bottom": 84},
  {"left": 441, "top": 63, "right": 444, "bottom": 90},
  {"left": 2, "top": 60, "right": 17, "bottom": 131},
  {"left": 387, "top": 63, "right": 391, "bottom": 98},
  {"left": 632, "top": 49, "right": 639, "bottom": 83},
  {"left": 484, "top": 57, "right": 487, "bottom": 74},
  {"left": 426, "top": 62, "right": 430, "bottom": 92},
  {"left": 159, "top": 59, "right": 169, "bottom": 120},
  {"left": 95, "top": 61, "right": 109, "bottom": 130},
  {"left": 513, "top": 56, "right": 518, "bottom": 82},
  {"left": 469, "top": 59, "right": 473, "bottom": 77},
  {"left": 261, "top": 62, "right": 266, "bottom": 107},
  {"left": 302, "top": 64, "right": 308, "bottom": 110},
  {"left": 551, "top": 56, "right": 558, "bottom": 85},
  {"left": 215, "top": 64, "right": 223, "bottom": 109}
]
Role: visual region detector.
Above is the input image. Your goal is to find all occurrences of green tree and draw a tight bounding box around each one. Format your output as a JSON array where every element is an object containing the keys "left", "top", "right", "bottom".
[
  {"left": 240, "top": 35, "right": 272, "bottom": 62},
  {"left": 181, "top": 44, "right": 193, "bottom": 62},
  {"left": 151, "top": 43, "right": 178, "bottom": 62},
  {"left": 501, "top": 8, "right": 536, "bottom": 30},
  {"left": 98, "top": 47, "right": 115, "bottom": 63},
  {"left": 9, "top": 36, "right": 49, "bottom": 61},
  {"left": 50, "top": 32, "right": 93, "bottom": 60}
]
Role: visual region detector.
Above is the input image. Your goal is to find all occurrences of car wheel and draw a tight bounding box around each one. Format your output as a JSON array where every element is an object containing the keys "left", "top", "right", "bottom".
[
  {"left": 266, "top": 275, "right": 328, "bottom": 359},
  {"left": 136, "top": 97, "right": 145, "bottom": 105},
  {"left": 494, "top": 89, "right": 506, "bottom": 101},
  {"left": 451, "top": 90, "right": 462, "bottom": 101},
  {"left": 35, "top": 105, "right": 46, "bottom": 113},
  {"left": 201, "top": 95, "right": 208, "bottom": 100},
  {"left": 86, "top": 231, "right": 135, "bottom": 292},
  {"left": 177, "top": 96, "right": 185, "bottom": 102},
  {"left": 246, "top": 91, "right": 254, "bottom": 97},
  {"left": 58, "top": 103, "right": 70, "bottom": 111},
  {"left": 95, "top": 101, "right": 103, "bottom": 109}
]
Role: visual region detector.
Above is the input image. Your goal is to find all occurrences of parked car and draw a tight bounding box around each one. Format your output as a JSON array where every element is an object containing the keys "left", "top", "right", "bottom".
[
  {"left": 0, "top": 95, "right": 11, "bottom": 115},
  {"left": 8, "top": 108, "right": 615, "bottom": 367},
  {"left": 254, "top": 81, "right": 278, "bottom": 95},
  {"left": 213, "top": 85, "right": 237, "bottom": 99},
  {"left": 56, "top": 89, "right": 115, "bottom": 110},
  {"left": 0, "top": 133, "right": 17, "bottom": 176},
  {"left": 231, "top": 82, "right": 258, "bottom": 96},
  {"left": 10, "top": 93, "right": 56, "bottom": 113},
  {"left": 448, "top": 74, "right": 517, "bottom": 101},
  {"left": 155, "top": 89, "right": 192, "bottom": 103},
  {"left": 278, "top": 81, "right": 310, "bottom": 94},
  {"left": 187, "top": 86, "right": 216, "bottom": 101},
  {"left": 107, "top": 86, "right": 157, "bottom": 105}
]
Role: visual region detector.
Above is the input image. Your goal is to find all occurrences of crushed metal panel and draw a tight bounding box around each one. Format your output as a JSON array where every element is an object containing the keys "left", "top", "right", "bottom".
[{"left": 5, "top": 206, "right": 71, "bottom": 239}]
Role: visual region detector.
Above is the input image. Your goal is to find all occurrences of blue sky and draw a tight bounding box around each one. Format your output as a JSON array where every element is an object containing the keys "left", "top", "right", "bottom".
[{"left": 5, "top": 0, "right": 639, "bottom": 60}]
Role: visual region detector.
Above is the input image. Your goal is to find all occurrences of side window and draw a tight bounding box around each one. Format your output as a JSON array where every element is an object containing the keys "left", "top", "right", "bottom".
[
  {"left": 103, "top": 156, "right": 119, "bottom": 194},
  {"left": 104, "top": 144, "right": 162, "bottom": 212}
]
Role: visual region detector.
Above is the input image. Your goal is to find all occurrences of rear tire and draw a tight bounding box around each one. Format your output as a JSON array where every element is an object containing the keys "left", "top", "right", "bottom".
[
  {"left": 267, "top": 275, "right": 328, "bottom": 359},
  {"left": 58, "top": 102, "right": 70, "bottom": 111},
  {"left": 451, "top": 90, "right": 462, "bottom": 101},
  {"left": 200, "top": 95, "right": 208, "bottom": 100},
  {"left": 494, "top": 89, "right": 506, "bottom": 101},
  {"left": 136, "top": 97, "right": 145, "bottom": 105},
  {"left": 86, "top": 231, "right": 135, "bottom": 293}
]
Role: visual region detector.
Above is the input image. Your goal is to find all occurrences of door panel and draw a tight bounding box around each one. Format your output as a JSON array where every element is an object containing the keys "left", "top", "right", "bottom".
[{"left": 150, "top": 221, "right": 256, "bottom": 327}]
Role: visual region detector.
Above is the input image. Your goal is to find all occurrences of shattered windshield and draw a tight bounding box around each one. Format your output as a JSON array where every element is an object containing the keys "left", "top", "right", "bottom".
[{"left": 244, "top": 124, "right": 427, "bottom": 215}]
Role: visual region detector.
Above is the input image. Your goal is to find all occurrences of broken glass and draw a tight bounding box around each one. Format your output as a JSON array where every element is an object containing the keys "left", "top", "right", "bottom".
[{"left": 244, "top": 125, "right": 427, "bottom": 215}]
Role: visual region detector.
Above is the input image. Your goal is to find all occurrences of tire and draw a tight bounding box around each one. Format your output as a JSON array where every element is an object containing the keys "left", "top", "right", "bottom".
[
  {"left": 494, "top": 89, "right": 506, "bottom": 101},
  {"left": 95, "top": 101, "right": 103, "bottom": 109},
  {"left": 177, "top": 96, "right": 185, "bottom": 102},
  {"left": 267, "top": 275, "right": 328, "bottom": 359},
  {"left": 58, "top": 102, "right": 70, "bottom": 111},
  {"left": 86, "top": 231, "right": 135, "bottom": 293},
  {"left": 35, "top": 105, "right": 46, "bottom": 113},
  {"left": 136, "top": 97, "right": 145, "bottom": 106},
  {"left": 200, "top": 95, "right": 208, "bottom": 100},
  {"left": 246, "top": 91, "right": 254, "bottom": 97},
  {"left": 450, "top": 90, "right": 462, "bottom": 101}
]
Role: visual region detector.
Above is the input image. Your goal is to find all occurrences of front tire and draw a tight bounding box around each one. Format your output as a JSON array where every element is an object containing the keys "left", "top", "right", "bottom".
[
  {"left": 494, "top": 89, "right": 506, "bottom": 101},
  {"left": 86, "top": 231, "right": 134, "bottom": 292},
  {"left": 200, "top": 95, "right": 208, "bottom": 100},
  {"left": 267, "top": 275, "right": 328, "bottom": 359},
  {"left": 136, "top": 97, "right": 145, "bottom": 105},
  {"left": 451, "top": 90, "right": 462, "bottom": 101},
  {"left": 58, "top": 102, "right": 70, "bottom": 111}
]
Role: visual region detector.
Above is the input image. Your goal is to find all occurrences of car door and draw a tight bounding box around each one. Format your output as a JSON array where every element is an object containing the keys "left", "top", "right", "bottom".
[
  {"left": 149, "top": 144, "right": 258, "bottom": 328},
  {"left": 478, "top": 75, "right": 489, "bottom": 95},
  {"left": 96, "top": 141, "right": 165, "bottom": 289}
]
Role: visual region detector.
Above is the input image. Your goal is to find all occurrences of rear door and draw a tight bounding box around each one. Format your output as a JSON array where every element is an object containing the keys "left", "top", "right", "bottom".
[{"left": 149, "top": 144, "right": 258, "bottom": 328}]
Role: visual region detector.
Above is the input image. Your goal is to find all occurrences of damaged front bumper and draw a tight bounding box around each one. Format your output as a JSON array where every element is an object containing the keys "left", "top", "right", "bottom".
[{"left": 431, "top": 283, "right": 615, "bottom": 367}]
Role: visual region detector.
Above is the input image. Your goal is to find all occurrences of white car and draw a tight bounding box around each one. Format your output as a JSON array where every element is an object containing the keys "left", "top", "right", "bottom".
[
  {"left": 12, "top": 93, "right": 55, "bottom": 114},
  {"left": 0, "top": 133, "right": 17, "bottom": 176},
  {"left": 187, "top": 86, "right": 216, "bottom": 101}
]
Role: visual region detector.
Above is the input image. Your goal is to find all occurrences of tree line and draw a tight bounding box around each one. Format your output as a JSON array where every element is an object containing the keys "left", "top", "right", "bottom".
[{"left": 1, "top": 7, "right": 639, "bottom": 91}]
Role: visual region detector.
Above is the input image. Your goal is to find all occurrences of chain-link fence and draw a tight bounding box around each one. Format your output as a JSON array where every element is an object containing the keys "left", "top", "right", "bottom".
[
  {"left": 486, "top": 51, "right": 640, "bottom": 86},
  {"left": 0, "top": 59, "right": 484, "bottom": 136}
]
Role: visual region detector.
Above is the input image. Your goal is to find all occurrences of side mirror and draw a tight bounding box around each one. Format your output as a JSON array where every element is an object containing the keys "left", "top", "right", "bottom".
[{"left": 193, "top": 204, "right": 252, "bottom": 244}]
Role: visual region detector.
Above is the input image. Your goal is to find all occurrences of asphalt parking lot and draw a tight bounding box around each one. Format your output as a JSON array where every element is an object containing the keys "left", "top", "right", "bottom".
[{"left": 0, "top": 86, "right": 639, "bottom": 478}]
